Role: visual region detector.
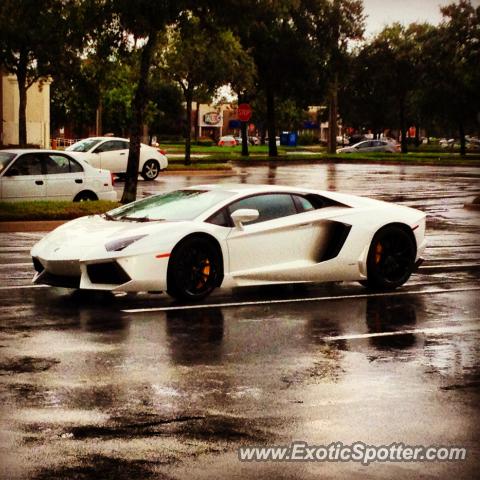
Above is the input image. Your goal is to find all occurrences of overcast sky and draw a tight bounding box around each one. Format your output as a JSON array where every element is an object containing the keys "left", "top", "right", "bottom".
[{"left": 362, "top": 0, "right": 479, "bottom": 37}]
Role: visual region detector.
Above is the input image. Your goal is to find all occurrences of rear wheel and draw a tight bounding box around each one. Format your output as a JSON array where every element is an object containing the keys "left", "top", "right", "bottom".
[
  {"left": 167, "top": 237, "right": 222, "bottom": 301},
  {"left": 141, "top": 159, "right": 160, "bottom": 180},
  {"left": 362, "top": 225, "right": 416, "bottom": 290},
  {"left": 73, "top": 190, "right": 98, "bottom": 202}
]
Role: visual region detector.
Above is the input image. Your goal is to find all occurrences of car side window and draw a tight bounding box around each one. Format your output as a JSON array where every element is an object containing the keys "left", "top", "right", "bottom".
[
  {"left": 228, "top": 193, "right": 297, "bottom": 224},
  {"left": 69, "top": 158, "right": 83, "bottom": 173},
  {"left": 5, "top": 154, "right": 43, "bottom": 176},
  {"left": 292, "top": 195, "right": 315, "bottom": 212},
  {"left": 44, "top": 154, "right": 84, "bottom": 174},
  {"left": 94, "top": 140, "right": 126, "bottom": 153},
  {"left": 207, "top": 208, "right": 231, "bottom": 227},
  {"left": 44, "top": 154, "right": 70, "bottom": 174}
]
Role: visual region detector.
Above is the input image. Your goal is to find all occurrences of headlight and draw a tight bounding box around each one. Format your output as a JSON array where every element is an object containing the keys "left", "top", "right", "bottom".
[{"left": 105, "top": 234, "right": 147, "bottom": 252}]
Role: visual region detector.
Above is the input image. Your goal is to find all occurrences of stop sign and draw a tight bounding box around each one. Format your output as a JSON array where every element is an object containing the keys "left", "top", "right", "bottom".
[{"left": 238, "top": 103, "right": 252, "bottom": 122}]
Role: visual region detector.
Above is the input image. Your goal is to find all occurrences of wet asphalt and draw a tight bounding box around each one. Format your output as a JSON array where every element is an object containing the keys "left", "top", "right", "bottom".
[{"left": 0, "top": 161, "right": 479, "bottom": 479}]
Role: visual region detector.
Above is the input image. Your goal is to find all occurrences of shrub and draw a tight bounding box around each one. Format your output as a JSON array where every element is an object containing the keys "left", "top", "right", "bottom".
[{"left": 297, "top": 133, "right": 318, "bottom": 146}]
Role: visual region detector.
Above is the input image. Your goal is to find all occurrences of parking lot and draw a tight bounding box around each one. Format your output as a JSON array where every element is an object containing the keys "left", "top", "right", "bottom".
[{"left": 1, "top": 161, "right": 479, "bottom": 479}]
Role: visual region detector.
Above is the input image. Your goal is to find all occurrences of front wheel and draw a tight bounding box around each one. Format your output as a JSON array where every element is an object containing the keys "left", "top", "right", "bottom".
[
  {"left": 362, "top": 225, "right": 416, "bottom": 290},
  {"left": 141, "top": 159, "right": 160, "bottom": 180},
  {"left": 167, "top": 237, "right": 222, "bottom": 301},
  {"left": 73, "top": 190, "right": 98, "bottom": 202}
]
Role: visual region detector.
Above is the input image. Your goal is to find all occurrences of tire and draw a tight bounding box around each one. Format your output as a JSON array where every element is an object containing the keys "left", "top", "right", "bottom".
[
  {"left": 141, "top": 159, "right": 160, "bottom": 180},
  {"left": 73, "top": 191, "right": 98, "bottom": 202},
  {"left": 362, "top": 225, "right": 416, "bottom": 290},
  {"left": 167, "top": 236, "right": 222, "bottom": 301}
]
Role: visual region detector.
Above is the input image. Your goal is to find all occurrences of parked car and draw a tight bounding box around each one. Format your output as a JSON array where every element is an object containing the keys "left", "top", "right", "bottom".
[
  {"left": 337, "top": 139, "right": 400, "bottom": 154},
  {"left": 249, "top": 136, "right": 260, "bottom": 145},
  {"left": 218, "top": 135, "right": 237, "bottom": 146},
  {"left": 0, "top": 149, "right": 117, "bottom": 201},
  {"left": 66, "top": 137, "right": 168, "bottom": 180},
  {"left": 31, "top": 184, "right": 426, "bottom": 301}
]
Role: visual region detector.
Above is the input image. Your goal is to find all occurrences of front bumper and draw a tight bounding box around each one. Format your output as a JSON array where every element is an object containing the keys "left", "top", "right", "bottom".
[
  {"left": 413, "top": 257, "right": 425, "bottom": 271},
  {"left": 97, "top": 190, "right": 118, "bottom": 201},
  {"left": 32, "top": 251, "right": 170, "bottom": 292}
]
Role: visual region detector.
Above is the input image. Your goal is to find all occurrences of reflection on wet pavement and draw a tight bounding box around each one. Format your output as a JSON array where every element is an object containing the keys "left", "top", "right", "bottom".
[{"left": 1, "top": 162, "right": 479, "bottom": 479}]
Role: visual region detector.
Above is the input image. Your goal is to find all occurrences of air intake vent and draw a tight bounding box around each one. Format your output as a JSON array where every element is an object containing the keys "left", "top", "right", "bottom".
[
  {"left": 87, "top": 262, "right": 131, "bottom": 285},
  {"left": 32, "top": 257, "right": 44, "bottom": 273}
]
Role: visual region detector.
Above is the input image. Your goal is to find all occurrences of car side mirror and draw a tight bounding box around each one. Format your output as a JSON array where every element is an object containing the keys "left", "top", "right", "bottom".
[{"left": 230, "top": 209, "right": 259, "bottom": 229}]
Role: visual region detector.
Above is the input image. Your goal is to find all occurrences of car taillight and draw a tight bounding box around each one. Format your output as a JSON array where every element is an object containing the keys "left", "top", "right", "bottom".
[{"left": 157, "top": 148, "right": 167, "bottom": 155}]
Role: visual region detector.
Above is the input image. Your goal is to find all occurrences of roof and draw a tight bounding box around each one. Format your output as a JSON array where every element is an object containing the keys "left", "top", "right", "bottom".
[
  {"left": 188, "top": 183, "right": 318, "bottom": 195},
  {"left": 0, "top": 149, "right": 68, "bottom": 155}
]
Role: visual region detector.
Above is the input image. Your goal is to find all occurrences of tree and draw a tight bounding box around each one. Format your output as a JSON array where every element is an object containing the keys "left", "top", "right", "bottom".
[
  {"left": 0, "top": 0, "right": 83, "bottom": 146},
  {"left": 340, "top": 23, "right": 423, "bottom": 153},
  {"left": 420, "top": 1, "right": 480, "bottom": 156},
  {"left": 246, "top": 0, "right": 316, "bottom": 157},
  {"left": 160, "top": 13, "right": 254, "bottom": 165},
  {"left": 321, "top": 0, "right": 364, "bottom": 154},
  {"left": 112, "top": 0, "right": 185, "bottom": 203}
]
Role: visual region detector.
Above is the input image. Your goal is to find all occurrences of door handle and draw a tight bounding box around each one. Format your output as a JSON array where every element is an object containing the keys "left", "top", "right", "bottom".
[
  {"left": 298, "top": 223, "right": 312, "bottom": 228},
  {"left": 35, "top": 180, "right": 43, "bottom": 185},
  {"left": 119, "top": 152, "right": 126, "bottom": 155},
  {"left": 75, "top": 179, "right": 83, "bottom": 184}
]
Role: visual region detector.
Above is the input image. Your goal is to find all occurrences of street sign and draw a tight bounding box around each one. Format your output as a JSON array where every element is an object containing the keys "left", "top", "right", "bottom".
[{"left": 238, "top": 103, "right": 252, "bottom": 122}]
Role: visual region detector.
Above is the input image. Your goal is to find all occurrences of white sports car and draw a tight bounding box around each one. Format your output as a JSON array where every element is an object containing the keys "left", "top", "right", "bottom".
[{"left": 31, "top": 184, "right": 427, "bottom": 301}]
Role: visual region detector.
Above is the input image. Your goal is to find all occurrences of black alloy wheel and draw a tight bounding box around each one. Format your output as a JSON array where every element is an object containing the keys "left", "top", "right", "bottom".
[
  {"left": 363, "top": 225, "right": 416, "bottom": 290},
  {"left": 167, "top": 237, "right": 221, "bottom": 301}
]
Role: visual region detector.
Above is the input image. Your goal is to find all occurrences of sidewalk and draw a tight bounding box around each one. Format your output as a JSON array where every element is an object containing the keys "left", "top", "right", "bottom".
[{"left": 0, "top": 220, "right": 66, "bottom": 233}]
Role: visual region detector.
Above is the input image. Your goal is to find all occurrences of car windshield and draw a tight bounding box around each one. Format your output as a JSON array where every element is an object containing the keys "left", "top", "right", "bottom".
[
  {"left": 0, "top": 153, "right": 16, "bottom": 173},
  {"left": 107, "top": 189, "right": 235, "bottom": 222},
  {"left": 68, "top": 138, "right": 103, "bottom": 152}
]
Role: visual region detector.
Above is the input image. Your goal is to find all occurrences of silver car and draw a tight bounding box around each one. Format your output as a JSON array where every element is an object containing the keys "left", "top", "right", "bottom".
[{"left": 337, "top": 139, "right": 399, "bottom": 153}]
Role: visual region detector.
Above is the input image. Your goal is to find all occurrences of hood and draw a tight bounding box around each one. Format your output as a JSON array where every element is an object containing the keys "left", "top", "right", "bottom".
[{"left": 33, "top": 215, "right": 183, "bottom": 252}]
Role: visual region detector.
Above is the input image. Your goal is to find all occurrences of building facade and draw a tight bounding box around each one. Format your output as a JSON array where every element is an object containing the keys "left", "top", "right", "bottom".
[{"left": 0, "top": 70, "right": 50, "bottom": 148}]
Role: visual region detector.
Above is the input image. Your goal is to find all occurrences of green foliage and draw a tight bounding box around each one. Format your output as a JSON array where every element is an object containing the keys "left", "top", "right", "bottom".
[
  {"left": 194, "top": 137, "right": 215, "bottom": 146},
  {"left": 297, "top": 133, "right": 318, "bottom": 145}
]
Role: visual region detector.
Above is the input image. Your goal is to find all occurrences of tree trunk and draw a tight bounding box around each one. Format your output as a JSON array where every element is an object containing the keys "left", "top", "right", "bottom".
[
  {"left": 260, "top": 126, "right": 266, "bottom": 145},
  {"left": 17, "top": 57, "right": 28, "bottom": 147},
  {"left": 266, "top": 87, "right": 277, "bottom": 157},
  {"left": 414, "top": 122, "right": 420, "bottom": 148},
  {"left": 121, "top": 31, "right": 157, "bottom": 204},
  {"left": 327, "top": 76, "right": 338, "bottom": 155},
  {"left": 184, "top": 90, "right": 193, "bottom": 166},
  {"left": 241, "top": 121, "right": 249, "bottom": 156},
  {"left": 399, "top": 102, "right": 408, "bottom": 154},
  {"left": 459, "top": 121, "right": 466, "bottom": 157},
  {"left": 95, "top": 97, "right": 103, "bottom": 136},
  {"left": 194, "top": 101, "right": 199, "bottom": 142}
]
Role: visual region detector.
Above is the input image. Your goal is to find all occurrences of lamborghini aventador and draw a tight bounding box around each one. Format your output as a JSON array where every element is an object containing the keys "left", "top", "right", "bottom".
[{"left": 31, "top": 184, "right": 427, "bottom": 301}]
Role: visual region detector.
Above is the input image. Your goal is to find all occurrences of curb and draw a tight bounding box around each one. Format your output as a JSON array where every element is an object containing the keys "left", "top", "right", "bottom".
[{"left": 0, "top": 220, "right": 66, "bottom": 233}]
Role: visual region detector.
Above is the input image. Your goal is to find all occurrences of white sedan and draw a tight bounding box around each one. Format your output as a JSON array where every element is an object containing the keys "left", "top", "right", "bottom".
[
  {"left": 218, "top": 135, "right": 237, "bottom": 146},
  {"left": 31, "top": 184, "right": 426, "bottom": 301},
  {"left": 0, "top": 149, "right": 117, "bottom": 201},
  {"left": 66, "top": 137, "right": 168, "bottom": 180}
]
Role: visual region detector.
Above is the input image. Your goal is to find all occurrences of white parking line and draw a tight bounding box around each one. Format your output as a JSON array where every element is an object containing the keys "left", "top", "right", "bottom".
[
  {"left": 419, "top": 263, "right": 480, "bottom": 270},
  {"left": 121, "top": 286, "right": 480, "bottom": 314},
  {"left": 0, "top": 284, "right": 48, "bottom": 290},
  {"left": 0, "top": 262, "right": 32, "bottom": 268},
  {"left": 323, "top": 324, "right": 480, "bottom": 342}
]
